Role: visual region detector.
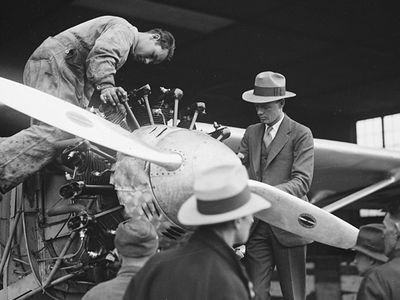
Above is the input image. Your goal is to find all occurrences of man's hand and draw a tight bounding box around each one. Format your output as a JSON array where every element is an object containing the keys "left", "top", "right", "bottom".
[
  {"left": 100, "top": 86, "right": 128, "bottom": 106},
  {"left": 100, "top": 86, "right": 128, "bottom": 114}
]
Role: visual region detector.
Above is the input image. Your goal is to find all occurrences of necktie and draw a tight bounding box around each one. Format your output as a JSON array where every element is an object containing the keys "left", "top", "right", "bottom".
[{"left": 263, "top": 126, "right": 273, "bottom": 148}]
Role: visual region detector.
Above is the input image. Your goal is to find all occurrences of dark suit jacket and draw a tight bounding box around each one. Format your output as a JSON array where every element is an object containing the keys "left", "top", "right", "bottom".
[
  {"left": 239, "top": 114, "right": 314, "bottom": 246},
  {"left": 356, "top": 250, "right": 400, "bottom": 300},
  {"left": 123, "top": 228, "right": 254, "bottom": 300}
]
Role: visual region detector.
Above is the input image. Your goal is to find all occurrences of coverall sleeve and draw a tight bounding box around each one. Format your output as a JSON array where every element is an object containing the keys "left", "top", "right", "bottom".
[{"left": 86, "top": 24, "right": 135, "bottom": 89}]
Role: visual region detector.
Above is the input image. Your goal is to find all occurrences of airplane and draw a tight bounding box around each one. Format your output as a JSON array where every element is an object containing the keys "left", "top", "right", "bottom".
[
  {"left": 196, "top": 123, "right": 400, "bottom": 214},
  {"left": 0, "top": 76, "right": 397, "bottom": 299}
]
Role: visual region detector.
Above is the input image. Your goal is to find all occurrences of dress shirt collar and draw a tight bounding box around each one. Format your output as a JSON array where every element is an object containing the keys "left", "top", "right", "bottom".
[{"left": 265, "top": 114, "right": 284, "bottom": 140}]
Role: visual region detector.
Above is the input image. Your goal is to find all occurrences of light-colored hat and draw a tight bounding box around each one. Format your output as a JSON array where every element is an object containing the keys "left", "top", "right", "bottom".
[
  {"left": 114, "top": 219, "right": 159, "bottom": 258},
  {"left": 178, "top": 163, "right": 271, "bottom": 226},
  {"left": 353, "top": 223, "right": 388, "bottom": 263},
  {"left": 242, "top": 71, "right": 296, "bottom": 103}
]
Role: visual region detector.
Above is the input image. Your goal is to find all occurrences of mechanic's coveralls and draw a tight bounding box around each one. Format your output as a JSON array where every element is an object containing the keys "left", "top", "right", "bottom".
[{"left": 0, "top": 16, "right": 139, "bottom": 193}]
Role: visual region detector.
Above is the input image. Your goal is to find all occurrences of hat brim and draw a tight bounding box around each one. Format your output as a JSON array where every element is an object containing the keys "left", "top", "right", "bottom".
[
  {"left": 353, "top": 246, "right": 388, "bottom": 263},
  {"left": 178, "top": 188, "right": 271, "bottom": 226},
  {"left": 242, "top": 89, "right": 296, "bottom": 103}
]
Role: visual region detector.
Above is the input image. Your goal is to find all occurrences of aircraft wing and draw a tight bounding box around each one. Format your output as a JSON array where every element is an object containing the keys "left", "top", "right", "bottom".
[
  {"left": 310, "top": 139, "right": 400, "bottom": 210},
  {"left": 197, "top": 122, "right": 400, "bottom": 211}
]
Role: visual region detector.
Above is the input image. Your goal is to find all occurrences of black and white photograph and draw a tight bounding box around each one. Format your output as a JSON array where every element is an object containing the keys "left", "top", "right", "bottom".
[{"left": 1, "top": 1, "right": 399, "bottom": 299}]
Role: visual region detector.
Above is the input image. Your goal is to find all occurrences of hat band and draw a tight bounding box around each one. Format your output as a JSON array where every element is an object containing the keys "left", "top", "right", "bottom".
[
  {"left": 197, "top": 186, "right": 250, "bottom": 215},
  {"left": 254, "top": 86, "right": 286, "bottom": 97}
]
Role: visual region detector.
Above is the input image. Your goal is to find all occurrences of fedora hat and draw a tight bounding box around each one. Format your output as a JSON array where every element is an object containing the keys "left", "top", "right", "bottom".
[
  {"left": 242, "top": 71, "right": 296, "bottom": 103},
  {"left": 353, "top": 223, "right": 388, "bottom": 263},
  {"left": 178, "top": 163, "right": 271, "bottom": 226}
]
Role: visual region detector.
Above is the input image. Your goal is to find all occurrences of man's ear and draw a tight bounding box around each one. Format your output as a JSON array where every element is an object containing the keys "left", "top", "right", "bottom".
[
  {"left": 233, "top": 218, "right": 243, "bottom": 230},
  {"left": 152, "top": 34, "right": 160, "bottom": 41}
]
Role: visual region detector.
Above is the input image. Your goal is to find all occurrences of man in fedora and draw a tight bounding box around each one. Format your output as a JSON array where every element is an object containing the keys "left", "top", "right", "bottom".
[
  {"left": 355, "top": 217, "right": 400, "bottom": 299},
  {"left": 238, "top": 71, "right": 314, "bottom": 300},
  {"left": 353, "top": 223, "right": 388, "bottom": 276},
  {"left": 122, "top": 163, "right": 271, "bottom": 300},
  {"left": 82, "top": 218, "right": 159, "bottom": 300}
]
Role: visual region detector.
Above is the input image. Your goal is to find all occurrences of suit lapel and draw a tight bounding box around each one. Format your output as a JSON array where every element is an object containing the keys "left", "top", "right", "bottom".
[
  {"left": 251, "top": 124, "right": 265, "bottom": 180},
  {"left": 265, "top": 115, "right": 291, "bottom": 168}
]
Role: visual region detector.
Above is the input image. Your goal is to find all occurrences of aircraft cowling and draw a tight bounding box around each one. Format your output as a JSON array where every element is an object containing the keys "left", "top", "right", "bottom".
[{"left": 111, "top": 125, "right": 241, "bottom": 248}]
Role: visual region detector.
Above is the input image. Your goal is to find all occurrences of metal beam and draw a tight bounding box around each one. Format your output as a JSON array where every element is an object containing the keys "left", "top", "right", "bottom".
[
  {"left": 323, "top": 170, "right": 400, "bottom": 213},
  {"left": 0, "top": 201, "right": 22, "bottom": 276}
]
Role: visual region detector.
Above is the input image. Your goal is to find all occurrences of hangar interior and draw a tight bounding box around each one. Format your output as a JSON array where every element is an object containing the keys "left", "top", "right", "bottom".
[{"left": 0, "top": 0, "right": 399, "bottom": 299}]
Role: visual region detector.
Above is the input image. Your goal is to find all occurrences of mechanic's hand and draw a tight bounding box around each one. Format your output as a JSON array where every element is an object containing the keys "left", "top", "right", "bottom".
[{"left": 100, "top": 86, "right": 128, "bottom": 106}]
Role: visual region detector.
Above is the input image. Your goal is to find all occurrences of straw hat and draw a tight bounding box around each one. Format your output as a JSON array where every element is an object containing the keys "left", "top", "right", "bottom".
[
  {"left": 242, "top": 71, "right": 296, "bottom": 103},
  {"left": 178, "top": 163, "right": 271, "bottom": 226}
]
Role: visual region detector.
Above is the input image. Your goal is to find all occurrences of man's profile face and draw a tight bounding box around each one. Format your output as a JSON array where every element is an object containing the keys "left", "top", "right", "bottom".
[
  {"left": 383, "top": 214, "right": 400, "bottom": 256},
  {"left": 133, "top": 34, "right": 168, "bottom": 65},
  {"left": 235, "top": 215, "right": 254, "bottom": 245},
  {"left": 254, "top": 100, "right": 283, "bottom": 126}
]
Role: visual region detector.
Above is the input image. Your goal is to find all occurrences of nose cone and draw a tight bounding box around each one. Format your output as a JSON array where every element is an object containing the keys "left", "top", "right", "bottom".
[
  {"left": 149, "top": 126, "right": 241, "bottom": 227},
  {"left": 112, "top": 125, "right": 241, "bottom": 247}
]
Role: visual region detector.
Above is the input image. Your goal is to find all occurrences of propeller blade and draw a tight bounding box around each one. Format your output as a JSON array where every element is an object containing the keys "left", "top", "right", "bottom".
[
  {"left": 0, "top": 77, "right": 182, "bottom": 170},
  {"left": 249, "top": 180, "right": 359, "bottom": 249}
]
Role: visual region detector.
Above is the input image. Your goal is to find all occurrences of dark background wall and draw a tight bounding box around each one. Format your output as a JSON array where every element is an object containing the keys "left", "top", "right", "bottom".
[{"left": 1, "top": 0, "right": 399, "bottom": 142}]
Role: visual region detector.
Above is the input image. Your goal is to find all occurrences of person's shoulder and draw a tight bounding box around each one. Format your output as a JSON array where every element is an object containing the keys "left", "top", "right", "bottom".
[
  {"left": 81, "top": 281, "right": 108, "bottom": 300},
  {"left": 285, "top": 115, "right": 312, "bottom": 135},
  {"left": 372, "top": 259, "right": 400, "bottom": 277},
  {"left": 362, "top": 263, "right": 394, "bottom": 286},
  {"left": 285, "top": 115, "right": 309, "bottom": 129},
  {"left": 89, "top": 16, "right": 136, "bottom": 29},
  {"left": 245, "top": 123, "right": 263, "bottom": 131},
  {"left": 96, "top": 15, "right": 129, "bottom": 22}
]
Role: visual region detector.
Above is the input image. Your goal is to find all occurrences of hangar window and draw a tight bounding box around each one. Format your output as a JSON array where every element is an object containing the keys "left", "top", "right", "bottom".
[
  {"left": 356, "top": 117, "right": 383, "bottom": 148},
  {"left": 383, "top": 113, "right": 400, "bottom": 150},
  {"left": 356, "top": 113, "right": 400, "bottom": 150}
]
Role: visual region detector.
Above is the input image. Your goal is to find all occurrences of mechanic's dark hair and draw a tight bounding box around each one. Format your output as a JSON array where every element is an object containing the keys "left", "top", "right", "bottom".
[{"left": 148, "top": 28, "right": 175, "bottom": 61}]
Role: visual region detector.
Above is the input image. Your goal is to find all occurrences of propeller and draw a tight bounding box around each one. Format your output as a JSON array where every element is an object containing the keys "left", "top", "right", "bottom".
[
  {"left": 249, "top": 180, "right": 359, "bottom": 249},
  {"left": 0, "top": 77, "right": 182, "bottom": 171}
]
